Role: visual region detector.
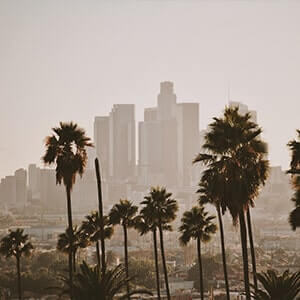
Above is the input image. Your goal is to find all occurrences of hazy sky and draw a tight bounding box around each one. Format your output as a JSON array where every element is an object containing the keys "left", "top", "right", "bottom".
[{"left": 0, "top": 0, "right": 299, "bottom": 178}]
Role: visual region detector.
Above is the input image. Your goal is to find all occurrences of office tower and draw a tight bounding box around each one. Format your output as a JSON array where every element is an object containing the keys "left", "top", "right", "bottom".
[
  {"left": 144, "top": 107, "right": 157, "bottom": 122},
  {"left": 15, "top": 168, "right": 27, "bottom": 206},
  {"left": 177, "top": 103, "right": 199, "bottom": 187},
  {"left": 0, "top": 176, "right": 16, "bottom": 206},
  {"left": 157, "top": 82, "right": 178, "bottom": 186},
  {"left": 40, "top": 169, "right": 65, "bottom": 212},
  {"left": 157, "top": 81, "right": 177, "bottom": 120},
  {"left": 138, "top": 120, "right": 162, "bottom": 185},
  {"left": 28, "top": 164, "right": 41, "bottom": 197},
  {"left": 139, "top": 82, "right": 201, "bottom": 187},
  {"left": 94, "top": 116, "right": 110, "bottom": 179},
  {"left": 229, "top": 101, "right": 257, "bottom": 122},
  {"left": 109, "top": 104, "right": 136, "bottom": 180}
]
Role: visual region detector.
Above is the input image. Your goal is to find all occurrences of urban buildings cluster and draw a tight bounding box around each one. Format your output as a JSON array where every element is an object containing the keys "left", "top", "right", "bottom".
[{"left": 0, "top": 82, "right": 292, "bottom": 218}]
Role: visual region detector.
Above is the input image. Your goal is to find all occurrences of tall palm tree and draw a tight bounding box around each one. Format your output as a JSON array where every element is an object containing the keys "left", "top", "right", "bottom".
[
  {"left": 95, "top": 158, "right": 106, "bottom": 275},
  {"left": 109, "top": 199, "right": 138, "bottom": 300},
  {"left": 194, "top": 107, "right": 269, "bottom": 300},
  {"left": 57, "top": 226, "right": 89, "bottom": 273},
  {"left": 142, "top": 187, "right": 178, "bottom": 300},
  {"left": 0, "top": 228, "right": 33, "bottom": 300},
  {"left": 250, "top": 270, "right": 300, "bottom": 300},
  {"left": 179, "top": 206, "right": 217, "bottom": 300},
  {"left": 287, "top": 130, "right": 300, "bottom": 230},
  {"left": 80, "top": 212, "right": 114, "bottom": 269},
  {"left": 196, "top": 167, "right": 230, "bottom": 300},
  {"left": 135, "top": 209, "right": 171, "bottom": 300},
  {"left": 43, "top": 121, "right": 93, "bottom": 290}
]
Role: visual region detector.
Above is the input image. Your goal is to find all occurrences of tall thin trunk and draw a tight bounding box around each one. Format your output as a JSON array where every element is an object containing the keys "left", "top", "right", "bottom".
[
  {"left": 158, "top": 224, "right": 171, "bottom": 300},
  {"left": 197, "top": 237, "right": 204, "bottom": 300},
  {"left": 66, "top": 186, "right": 73, "bottom": 299},
  {"left": 246, "top": 208, "right": 258, "bottom": 290},
  {"left": 95, "top": 158, "right": 106, "bottom": 275},
  {"left": 73, "top": 250, "right": 76, "bottom": 273},
  {"left": 239, "top": 211, "right": 251, "bottom": 300},
  {"left": 123, "top": 224, "right": 130, "bottom": 300},
  {"left": 16, "top": 256, "right": 22, "bottom": 300},
  {"left": 153, "top": 229, "right": 161, "bottom": 300},
  {"left": 217, "top": 205, "right": 230, "bottom": 300},
  {"left": 96, "top": 241, "right": 101, "bottom": 269}
]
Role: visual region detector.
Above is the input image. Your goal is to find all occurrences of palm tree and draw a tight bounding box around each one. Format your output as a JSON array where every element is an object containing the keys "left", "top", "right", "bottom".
[
  {"left": 95, "top": 158, "right": 106, "bottom": 275},
  {"left": 179, "top": 206, "right": 217, "bottom": 300},
  {"left": 287, "top": 130, "right": 300, "bottom": 231},
  {"left": 250, "top": 270, "right": 300, "bottom": 300},
  {"left": 194, "top": 107, "right": 269, "bottom": 300},
  {"left": 109, "top": 199, "right": 138, "bottom": 300},
  {"left": 135, "top": 209, "right": 170, "bottom": 300},
  {"left": 80, "top": 212, "right": 114, "bottom": 269},
  {"left": 142, "top": 187, "right": 178, "bottom": 300},
  {"left": 0, "top": 228, "right": 33, "bottom": 300},
  {"left": 196, "top": 167, "right": 231, "bottom": 300},
  {"left": 61, "top": 261, "right": 152, "bottom": 300},
  {"left": 57, "top": 226, "right": 89, "bottom": 273},
  {"left": 43, "top": 121, "right": 93, "bottom": 289}
]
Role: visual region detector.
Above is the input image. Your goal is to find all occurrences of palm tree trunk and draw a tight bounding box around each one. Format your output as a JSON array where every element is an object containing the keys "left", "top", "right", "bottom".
[
  {"left": 153, "top": 229, "right": 161, "bottom": 300},
  {"left": 158, "top": 224, "right": 171, "bottom": 300},
  {"left": 246, "top": 208, "right": 258, "bottom": 290},
  {"left": 95, "top": 158, "right": 106, "bottom": 275},
  {"left": 96, "top": 241, "right": 101, "bottom": 269},
  {"left": 197, "top": 237, "right": 204, "bottom": 300},
  {"left": 66, "top": 185, "right": 73, "bottom": 299},
  {"left": 73, "top": 250, "right": 76, "bottom": 273},
  {"left": 123, "top": 224, "right": 130, "bottom": 300},
  {"left": 217, "top": 205, "right": 230, "bottom": 300},
  {"left": 16, "top": 256, "right": 22, "bottom": 300},
  {"left": 239, "top": 211, "right": 251, "bottom": 300}
]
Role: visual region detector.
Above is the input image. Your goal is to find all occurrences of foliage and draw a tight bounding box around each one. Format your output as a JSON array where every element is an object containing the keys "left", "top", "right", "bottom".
[
  {"left": 43, "top": 121, "right": 93, "bottom": 188},
  {"left": 142, "top": 187, "right": 178, "bottom": 228},
  {"left": 193, "top": 106, "right": 269, "bottom": 223},
  {"left": 57, "top": 226, "right": 88, "bottom": 255},
  {"left": 179, "top": 205, "right": 217, "bottom": 246},
  {"left": 0, "top": 228, "right": 33, "bottom": 259},
  {"left": 129, "top": 258, "right": 156, "bottom": 289},
  {"left": 109, "top": 199, "right": 138, "bottom": 228},
  {"left": 287, "top": 130, "right": 300, "bottom": 230},
  {"left": 80, "top": 212, "right": 114, "bottom": 243},
  {"left": 187, "top": 256, "right": 223, "bottom": 292},
  {"left": 250, "top": 269, "right": 300, "bottom": 300},
  {"left": 62, "top": 261, "right": 152, "bottom": 300}
]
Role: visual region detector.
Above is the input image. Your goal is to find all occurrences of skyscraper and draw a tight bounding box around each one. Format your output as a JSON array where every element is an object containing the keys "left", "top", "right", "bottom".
[
  {"left": 139, "top": 82, "right": 200, "bottom": 187},
  {"left": 177, "top": 103, "right": 199, "bottom": 187},
  {"left": 15, "top": 168, "right": 27, "bottom": 206},
  {"left": 229, "top": 101, "right": 257, "bottom": 122},
  {"left": 108, "top": 104, "right": 136, "bottom": 180},
  {"left": 94, "top": 116, "right": 110, "bottom": 179}
]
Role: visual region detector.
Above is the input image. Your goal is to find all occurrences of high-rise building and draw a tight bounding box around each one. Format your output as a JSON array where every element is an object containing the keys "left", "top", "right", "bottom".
[
  {"left": 138, "top": 120, "right": 162, "bottom": 185},
  {"left": 40, "top": 169, "right": 65, "bottom": 212},
  {"left": 157, "top": 81, "right": 177, "bottom": 120},
  {"left": 28, "top": 164, "right": 40, "bottom": 198},
  {"left": 229, "top": 101, "right": 257, "bottom": 122},
  {"left": 94, "top": 116, "right": 110, "bottom": 179},
  {"left": 109, "top": 104, "right": 136, "bottom": 180},
  {"left": 15, "top": 168, "right": 27, "bottom": 206},
  {"left": 139, "top": 82, "right": 200, "bottom": 187},
  {"left": 0, "top": 176, "right": 16, "bottom": 206},
  {"left": 177, "top": 103, "right": 199, "bottom": 187}
]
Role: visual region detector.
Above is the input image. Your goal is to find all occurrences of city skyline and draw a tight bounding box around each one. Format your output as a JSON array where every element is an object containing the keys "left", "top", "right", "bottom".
[
  {"left": 0, "top": 81, "right": 297, "bottom": 179},
  {"left": 1, "top": 0, "right": 300, "bottom": 177}
]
